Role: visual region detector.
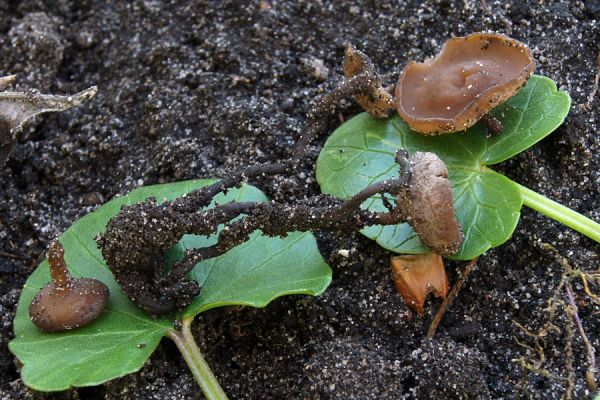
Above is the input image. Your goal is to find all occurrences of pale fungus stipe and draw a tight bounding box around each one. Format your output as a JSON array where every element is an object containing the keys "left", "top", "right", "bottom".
[
  {"left": 29, "top": 240, "right": 109, "bottom": 333},
  {"left": 400, "top": 152, "right": 464, "bottom": 256},
  {"left": 395, "top": 32, "right": 535, "bottom": 135}
]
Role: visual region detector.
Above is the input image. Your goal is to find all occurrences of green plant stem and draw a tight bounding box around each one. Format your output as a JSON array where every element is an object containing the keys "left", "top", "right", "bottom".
[
  {"left": 516, "top": 182, "right": 600, "bottom": 243},
  {"left": 166, "top": 318, "right": 228, "bottom": 400}
]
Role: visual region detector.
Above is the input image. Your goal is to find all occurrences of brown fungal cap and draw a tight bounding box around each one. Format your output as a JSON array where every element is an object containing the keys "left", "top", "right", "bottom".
[
  {"left": 401, "top": 152, "right": 463, "bottom": 255},
  {"left": 29, "top": 240, "right": 109, "bottom": 333},
  {"left": 396, "top": 33, "right": 535, "bottom": 134}
]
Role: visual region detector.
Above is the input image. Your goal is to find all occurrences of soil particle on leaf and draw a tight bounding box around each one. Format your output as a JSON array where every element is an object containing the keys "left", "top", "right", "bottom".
[{"left": 1, "top": 0, "right": 599, "bottom": 399}]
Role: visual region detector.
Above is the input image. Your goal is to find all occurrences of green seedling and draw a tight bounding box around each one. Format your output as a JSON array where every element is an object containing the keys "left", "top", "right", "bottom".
[
  {"left": 10, "top": 181, "right": 332, "bottom": 399},
  {"left": 9, "top": 34, "right": 600, "bottom": 400},
  {"left": 316, "top": 75, "right": 600, "bottom": 258}
]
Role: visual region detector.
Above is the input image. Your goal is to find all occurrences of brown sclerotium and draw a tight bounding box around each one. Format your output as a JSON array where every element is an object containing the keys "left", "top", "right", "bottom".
[
  {"left": 29, "top": 240, "right": 109, "bottom": 333},
  {"left": 396, "top": 32, "right": 535, "bottom": 135},
  {"left": 400, "top": 152, "right": 464, "bottom": 256}
]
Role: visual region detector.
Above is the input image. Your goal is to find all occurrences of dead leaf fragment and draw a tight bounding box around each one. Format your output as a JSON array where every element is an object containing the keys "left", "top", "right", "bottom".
[
  {"left": 390, "top": 253, "right": 449, "bottom": 316},
  {"left": 0, "top": 79, "right": 97, "bottom": 166},
  {"left": 0, "top": 75, "right": 16, "bottom": 91}
]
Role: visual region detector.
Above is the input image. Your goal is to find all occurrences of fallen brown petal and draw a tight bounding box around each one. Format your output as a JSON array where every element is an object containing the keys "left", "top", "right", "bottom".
[{"left": 390, "top": 253, "right": 449, "bottom": 316}]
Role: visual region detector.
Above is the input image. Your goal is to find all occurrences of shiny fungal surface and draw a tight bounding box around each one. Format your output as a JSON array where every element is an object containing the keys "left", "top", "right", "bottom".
[
  {"left": 396, "top": 33, "right": 535, "bottom": 134},
  {"left": 28, "top": 240, "right": 109, "bottom": 333}
]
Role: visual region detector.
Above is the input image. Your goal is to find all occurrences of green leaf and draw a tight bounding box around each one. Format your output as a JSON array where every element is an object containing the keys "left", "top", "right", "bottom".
[
  {"left": 316, "top": 75, "right": 571, "bottom": 260},
  {"left": 483, "top": 76, "right": 572, "bottom": 164},
  {"left": 182, "top": 230, "right": 332, "bottom": 318},
  {"left": 10, "top": 180, "right": 331, "bottom": 391}
]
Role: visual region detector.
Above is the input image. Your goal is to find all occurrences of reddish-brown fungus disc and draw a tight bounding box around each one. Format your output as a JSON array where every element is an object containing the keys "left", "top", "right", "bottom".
[
  {"left": 402, "top": 152, "right": 463, "bottom": 256},
  {"left": 396, "top": 33, "right": 535, "bottom": 134},
  {"left": 29, "top": 240, "right": 109, "bottom": 332}
]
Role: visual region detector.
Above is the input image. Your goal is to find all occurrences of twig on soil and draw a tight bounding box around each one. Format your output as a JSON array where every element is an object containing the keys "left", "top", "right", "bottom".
[
  {"left": 565, "top": 283, "right": 598, "bottom": 392},
  {"left": 427, "top": 257, "right": 478, "bottom": 338},
  {"left": 584, "top": 53, "right": 600, "bottom": 110},
  {"left": 170, "top": 176, "right": 410, "bottom": 280},
  {"left": 0, "top": 250, "right": 23, "bottom": 259},
  {"left": 99, "top": 60, "right": 424, "bottom": 315}
]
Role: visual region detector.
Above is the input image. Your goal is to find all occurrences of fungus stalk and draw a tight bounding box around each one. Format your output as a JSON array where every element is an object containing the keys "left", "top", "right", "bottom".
[
  {"left": 29, "top": 240, "right": 109, "bottom": 332},
  {"left": 47, "top": 240, "right": 70, "bottom": 288}
]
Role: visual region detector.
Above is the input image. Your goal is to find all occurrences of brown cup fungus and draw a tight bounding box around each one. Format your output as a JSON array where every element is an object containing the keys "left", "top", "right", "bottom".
[
  {"left": 402, "top": 152, "right": 463, "bottom": 256},
  {"left": 396, "top": 33, "right": 535, "bottom": 134},
  {"left": 29, "top": 240, "right": 109, "bottom": 332}
]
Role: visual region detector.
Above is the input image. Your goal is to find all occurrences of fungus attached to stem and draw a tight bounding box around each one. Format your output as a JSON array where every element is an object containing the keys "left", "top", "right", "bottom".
[
  {"left": 400, "top": 152, "right": 464, "bottom": 256},
  {"left": 29, "top": 240, "right": 109, "bottom": 333},
  {"left": 395, "top": 32, "right": 535, "bottom": 134}
]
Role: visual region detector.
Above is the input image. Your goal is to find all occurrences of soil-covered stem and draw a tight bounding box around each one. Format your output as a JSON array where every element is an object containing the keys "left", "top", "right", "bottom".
[
  {"left": 172, "top": 176, "right": 409, "bottom": 279},
  {"left": 167, "top": 318, "right": 228, "bottom": 400},
  {"left": 516, "top": 183, "right": 600, "bottom": 243}
]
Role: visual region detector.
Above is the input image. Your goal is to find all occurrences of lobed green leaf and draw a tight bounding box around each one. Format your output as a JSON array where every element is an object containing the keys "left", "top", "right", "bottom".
[
  {"left": 316, "top": 75, "right": 571, "bottom": 259},
  {"left": 10, "top": 180, "right": 331, "bottom": 391}
]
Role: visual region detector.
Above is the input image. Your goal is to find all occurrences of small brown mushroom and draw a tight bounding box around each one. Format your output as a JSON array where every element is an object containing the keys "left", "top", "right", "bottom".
[
  {"left": 396, "top": 33, "right": 535, "bottom": 134},
  {"left": 29, "top": 240, "right": 109, "bottom": 332},
  {"left": 343, "top": 44, "right": 396, "bottom": 119},
  {"left": 390, "top": 253, "right": 449, "bottom": 316},
  {"left": 400, "top": 152, "right": 463, "bottom": 256}
]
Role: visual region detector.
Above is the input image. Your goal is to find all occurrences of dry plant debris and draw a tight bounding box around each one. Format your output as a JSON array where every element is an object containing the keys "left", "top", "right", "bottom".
[
  {"left": 0, "top": 76, "right": 97, "bottom": 166},
  {"left": 513, "top": 242, "right": 598, "bottom": 399}
]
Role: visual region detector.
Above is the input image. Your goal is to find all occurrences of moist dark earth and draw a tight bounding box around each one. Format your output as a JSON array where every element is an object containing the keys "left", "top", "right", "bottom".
[{"left": 1, "top": 0, "right": 599, "bottom": 399}]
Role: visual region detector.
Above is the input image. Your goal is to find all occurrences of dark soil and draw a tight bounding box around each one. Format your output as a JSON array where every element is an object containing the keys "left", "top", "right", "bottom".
[{"left": 1, "top": 1, "right": 599, "bottom": 399}]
